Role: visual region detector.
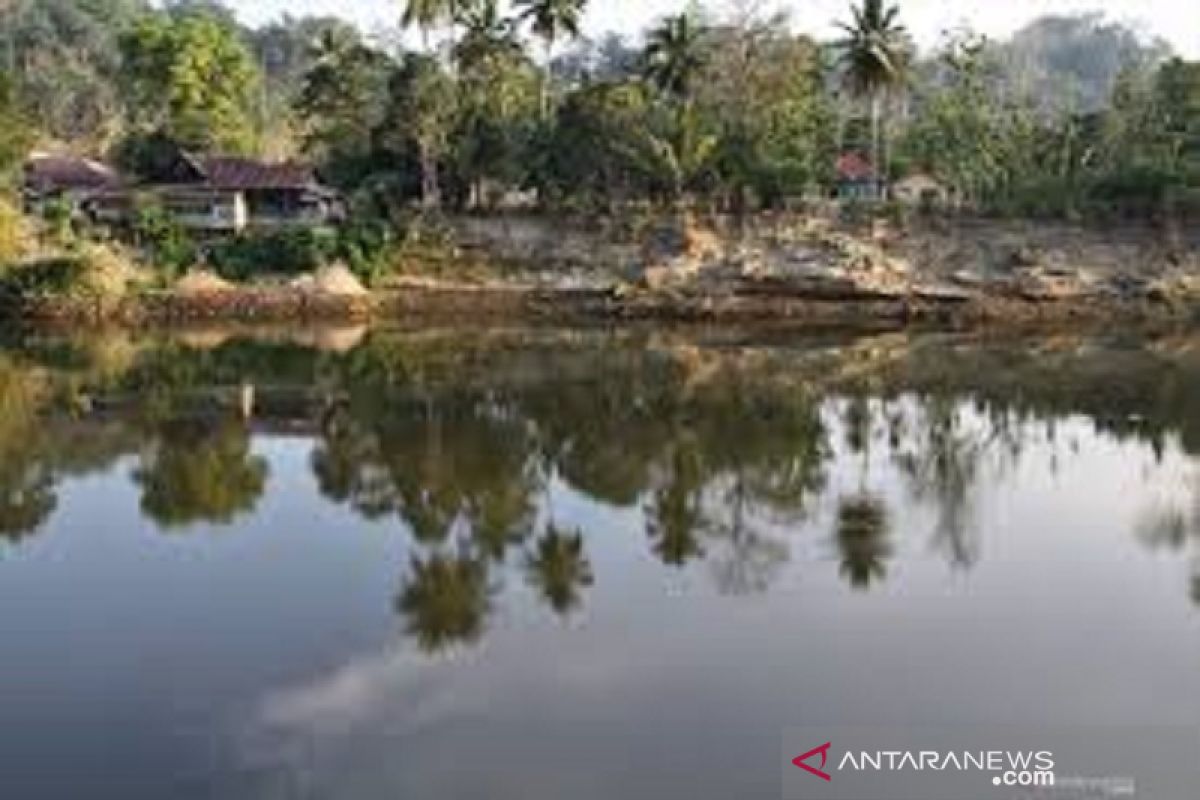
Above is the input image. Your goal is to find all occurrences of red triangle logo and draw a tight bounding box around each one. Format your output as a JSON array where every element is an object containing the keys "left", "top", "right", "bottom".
[{"left": 792, "top": 741, "right": 833, "bottom": 781}]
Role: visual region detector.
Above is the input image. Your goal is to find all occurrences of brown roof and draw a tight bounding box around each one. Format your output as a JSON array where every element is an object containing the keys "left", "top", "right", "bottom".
[
  {"left": 836, "top": 152, "right": 877, "bottom": 181},
  {"left": 197, "top": 156, "right": 318, "bottom": 190},
  {"left": 24, "top": 154, "right": 120, "bottom": 191}
]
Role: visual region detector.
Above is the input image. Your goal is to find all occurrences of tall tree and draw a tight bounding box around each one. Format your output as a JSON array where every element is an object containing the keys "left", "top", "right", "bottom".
[
  {"left": 0, "top": 71, "right": 33, "bottom": 185},
  {"left": 1153, "top": 58, "right": 1200, "bottom": 174},
  {"left": 836, "top": 0, "right": 909, "bottom": 186},
  {"left": 5, "top": 0, "right": 146, "bottom": 147},
  {"left": 295, "top": 25, "right": 391, "bottom": 185},
  {"left": 401, "top": 0, "right": 452, "bottom": 51},
  {"left": 901, "top": 32, "right": 1002, "bottom": 206},
  {"left": 515, "top": 0, "right": 586, "bottom": 117},
  {"left": 641, "top": 11, "right": 716, "bottom": 202},
  {"left": 450, "top": 0, "right": 539, "bottom": 206},
  {"left": 120, "top": 10, "right": 261, "bottom": 153},
  {"left": 542, "top": 80, "right": 658, "bottom": 207},
  {"left": 401, "top": 0, "right": 481, "bottom": 55},
  {"left": 642, "top": 11, "right": 707, "bottom": 104},
  {"left": 378, "top": 53, "right": 458, "bottom": 208},
  {"left": 452, "top": 0, "right": 521, "bottom": 73},
  {"left": 700, "top": 10, "right": 834, "bottom": 208},
  {"left": 249, "top": 15, "right": 356, "bottom": 157}
]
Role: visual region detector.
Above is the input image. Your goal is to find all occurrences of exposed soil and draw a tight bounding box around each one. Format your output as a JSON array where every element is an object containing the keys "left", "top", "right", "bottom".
[
  {"left": 6, "top": 213, "right": 1200, "bottom": 329},
  {"left": 13, "top": 281, "right": 1191, "bottom": 330}
]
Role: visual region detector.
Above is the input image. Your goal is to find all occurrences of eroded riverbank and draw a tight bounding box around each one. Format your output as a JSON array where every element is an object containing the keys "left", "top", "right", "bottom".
[
  {"left": 6, "top": 213, "right": 1200, "bottom": 327},
  {"left": 9, "top": 280, "right": 1199, "bottom": 329}
]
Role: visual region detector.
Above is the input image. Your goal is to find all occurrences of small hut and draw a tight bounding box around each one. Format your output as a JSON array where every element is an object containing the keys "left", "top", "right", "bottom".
[
  {"left": 834, "top": 152, "right": 885, "bottom": 201},
  {"left": 892, "top": 173, "right": 948, "bottom": 206}
]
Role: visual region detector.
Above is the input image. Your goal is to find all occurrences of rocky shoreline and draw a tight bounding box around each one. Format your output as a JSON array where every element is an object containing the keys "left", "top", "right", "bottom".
[
  {"left": 6, "top": 212, "right": 1200, "bottom": 328},
  {"left": 7, "top": 278, "right": 1196, "bottom": 330}
]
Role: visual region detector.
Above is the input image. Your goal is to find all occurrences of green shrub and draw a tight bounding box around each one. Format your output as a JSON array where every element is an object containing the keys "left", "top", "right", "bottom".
[
  {"left": 0, "top": 256, "right": 85, "bottom": 296},
  {"left": 208, "top": 225, "right": 399, "bottom": 286},
  {"left": 335, "top": 219, "right": 398, "bottom": 285},
  {"left": 209, "top": 228, "right": 339, "bottom": 281},
  {"left": 0, "top": 244, "right": 136, "bottom": 310},
  {"left": 133, "top": 205, "right": 196, "bottom": 277},
  {"left": 41, "top": 198, "right": 75, "bottom": 247}
]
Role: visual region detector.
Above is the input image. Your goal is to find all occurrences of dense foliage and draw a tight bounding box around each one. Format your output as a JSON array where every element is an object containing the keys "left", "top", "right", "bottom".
[
  {"left": 0, "top": 0, "right": 1196, "bottom": 228},
  {"left": 0, "top": 72, "right": 33, "bottom": 185},
  {"left": 119, "top": 11, "right": 260, "bottom": 153}
]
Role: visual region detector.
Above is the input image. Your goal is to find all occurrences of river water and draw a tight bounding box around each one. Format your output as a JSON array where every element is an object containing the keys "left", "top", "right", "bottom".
[{"left": 1, "top": 326, "right": 1198, "bottom": 798}]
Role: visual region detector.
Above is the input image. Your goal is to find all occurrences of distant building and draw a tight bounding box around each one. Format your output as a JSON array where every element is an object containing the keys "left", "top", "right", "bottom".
[
  {"left": 22, "top": 152, "right": 121, "bottom": 214},
  {"left": 87, "top": 148, "right": 343, "bottom": 234},
  {"left": 834, "top": 152, "right": 886, "bottom": 201},
  {"left": 892, "top": 173, "right": 948, "bottom": 206}
]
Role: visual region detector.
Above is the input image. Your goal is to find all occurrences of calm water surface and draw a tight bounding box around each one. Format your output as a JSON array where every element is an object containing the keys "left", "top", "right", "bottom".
[{"left": 2, "top": 326, "right": 1200, "bottom": 798}]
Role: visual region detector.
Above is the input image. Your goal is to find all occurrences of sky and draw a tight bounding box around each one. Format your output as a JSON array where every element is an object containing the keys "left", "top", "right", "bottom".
[{"left": 227, "top": 0, "right": 1199, "bottom": 57}]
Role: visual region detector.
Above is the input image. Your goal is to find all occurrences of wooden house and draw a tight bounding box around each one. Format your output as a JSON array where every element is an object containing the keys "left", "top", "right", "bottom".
[{"left": 87, "top": 149, "right": 343, "bottom": 234}]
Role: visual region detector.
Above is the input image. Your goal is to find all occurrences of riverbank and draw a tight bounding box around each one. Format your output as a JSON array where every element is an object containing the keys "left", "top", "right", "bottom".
[
  {"left": 4, "top": 212, "right": 1200, "bottom": 327},
  {"left": 9, "top": 278, "right": 1199, "bottom": 329}
]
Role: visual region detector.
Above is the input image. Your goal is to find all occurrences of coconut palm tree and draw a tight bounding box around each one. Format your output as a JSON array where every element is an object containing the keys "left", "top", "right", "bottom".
[
  {"left": 642, "top": 11, "right": 707, "bottom": 104},
  {"left": 452, "top": 0, "right": 521, "bottom": 74},
  {"left": 515, "top": 0, "right": 586, "bottom": 117},
  {"left": 835, "top": 0, "right": 909, "bottom": 191},
  {"left": 640, "top": 12, "right": 716, "bottom": 203},
  {"left": 403, "top": 0, "right": 484, "bottom": 55},
  {"left": 401, "top": 0, "right": 453, "bottom": 51}
]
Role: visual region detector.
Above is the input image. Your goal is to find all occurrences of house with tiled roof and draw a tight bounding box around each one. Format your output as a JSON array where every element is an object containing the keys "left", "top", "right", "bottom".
[
  {"left": 86, "top": 147, "right": 343, "bottom": 233},
  {"left": 22, "top": 152, "right": 122, "bottom": 213}
]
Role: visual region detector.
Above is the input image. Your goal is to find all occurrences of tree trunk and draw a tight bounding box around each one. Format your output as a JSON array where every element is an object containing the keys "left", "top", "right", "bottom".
[
  {"left": 870, "top": 91, "right": 882, "bottom": 199},
  {"left": 541, "top": 37, "right": 554, "bottom": 120},
  {"left": 419, "top": 141, "right": 440, "bottom": 209}
]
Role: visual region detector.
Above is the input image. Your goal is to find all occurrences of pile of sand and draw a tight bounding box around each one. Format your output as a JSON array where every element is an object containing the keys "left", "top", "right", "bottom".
[
  {"left": 287, "top": 274, "right": 317, "bottom": 292},
  {"left": 308, "top": 263, "right": 368, "bottom": 296},
  {"left": 175, "top": 264, "right": 368, "bottom": 298},
  {"left": 175, "top": 269, "right": 235, "bottom": 295}
]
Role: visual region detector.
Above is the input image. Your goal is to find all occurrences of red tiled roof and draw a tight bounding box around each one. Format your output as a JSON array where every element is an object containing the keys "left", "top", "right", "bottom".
[
  {"left": 197, "top": 156, "right": 318, "bottom": 190},
  {"left": 836, "top": 152, "right": 877, "bottom": 181},
  {"left": 24, "top": 154, "right": 119, "bottom": 191}
]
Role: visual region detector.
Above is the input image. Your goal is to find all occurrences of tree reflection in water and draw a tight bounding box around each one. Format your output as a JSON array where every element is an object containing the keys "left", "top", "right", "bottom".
[
  {"left": 0, "top": 356, "right": 57, "bottom": 544},
  {"left": 524, "top": 523, "right": 593, "bottom": 616},
  {"left": 6, "top": 329, "right": 1200, "bottom": 631},
  {"left": 1136, "top": 467, "right": 1200, "bottom": 606},
  {"left": 134, "top": 416, "right": 268, "bottom": 529},
  {"left": 892, "top": 397, "right": 985, "bottom": 570},
  {"left": 395, "top": 551, "right": 492, "bottom": 652},
  {"left": 645, "top": 447, "right": 708, "bottom": 567},
  {"left": 834, "top": 494, "right": 892, "bottom": 590}
]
